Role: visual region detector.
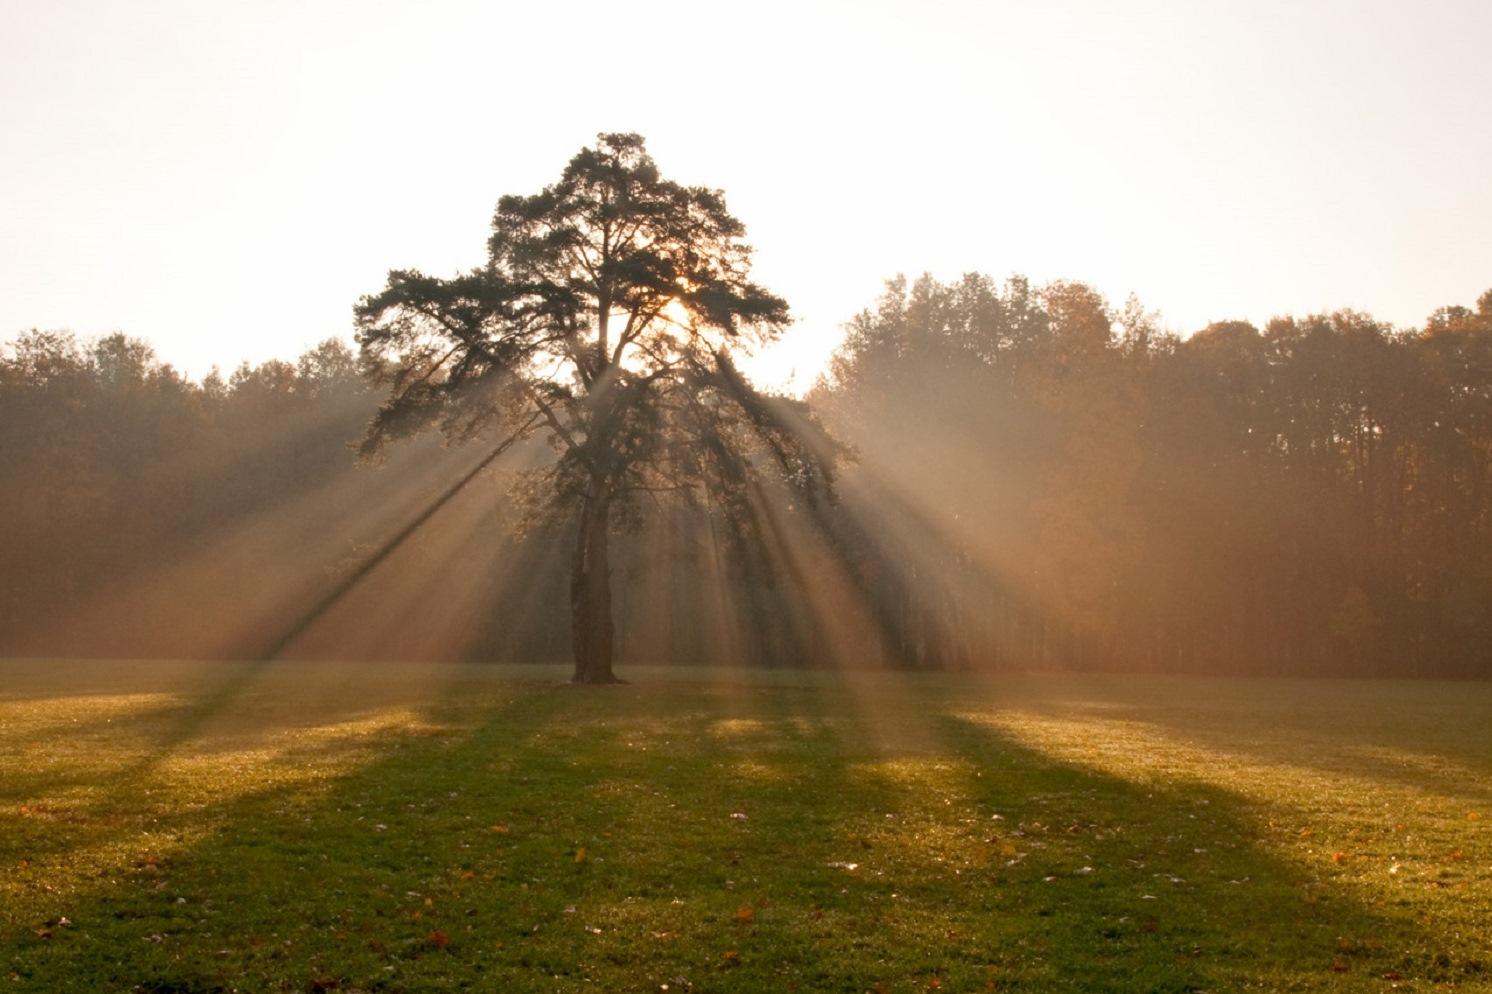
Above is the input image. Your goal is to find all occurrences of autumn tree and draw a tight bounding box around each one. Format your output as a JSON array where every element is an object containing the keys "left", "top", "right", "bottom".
[{"left": 354, "top": 133, "right": 834, "bottom": 683}]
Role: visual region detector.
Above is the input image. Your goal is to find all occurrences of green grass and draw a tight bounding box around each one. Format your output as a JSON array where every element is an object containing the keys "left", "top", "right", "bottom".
[{"left": 1, "top": 661, "right": 1489, "bottom": 993}]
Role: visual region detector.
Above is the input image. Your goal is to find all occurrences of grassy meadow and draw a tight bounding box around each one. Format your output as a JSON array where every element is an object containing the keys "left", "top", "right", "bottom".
[{"left": 1, "top": 660, "right": 1489, "bottom": 993}]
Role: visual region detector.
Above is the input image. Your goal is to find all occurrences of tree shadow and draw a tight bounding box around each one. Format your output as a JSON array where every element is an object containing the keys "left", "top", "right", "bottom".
[
  {"left": 1, "top": 674, "right": 1479, "bottom": 993},
  {"left": 993, "top": 675, "right": 1492, "bottom": 806}
]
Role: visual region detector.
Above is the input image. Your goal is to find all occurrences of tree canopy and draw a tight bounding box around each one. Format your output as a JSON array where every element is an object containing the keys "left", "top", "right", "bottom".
[{"left": 354, "top": 133, "right": 836, "bottom": 682}]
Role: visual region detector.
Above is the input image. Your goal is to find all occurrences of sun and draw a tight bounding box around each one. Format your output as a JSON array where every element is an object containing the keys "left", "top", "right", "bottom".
[
  {"left": 647, "top": 295, "right": 842, "bottom": 396},
  {"left": 660, "top": 297, "right": 693, "bottom": 329}
]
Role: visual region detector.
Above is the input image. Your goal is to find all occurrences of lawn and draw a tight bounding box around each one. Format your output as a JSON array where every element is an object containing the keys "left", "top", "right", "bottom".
[{"left": 1, "top": 660, "right": 1489, "bottom": 993}]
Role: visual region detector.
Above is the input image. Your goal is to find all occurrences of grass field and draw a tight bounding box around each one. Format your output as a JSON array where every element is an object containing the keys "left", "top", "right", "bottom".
[{"left": 1, "top": 661, "right": 1489, "bottom": 993}]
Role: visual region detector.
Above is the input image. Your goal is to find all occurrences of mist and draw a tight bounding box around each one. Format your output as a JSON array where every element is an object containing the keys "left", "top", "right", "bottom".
[{"left": 4, "top": 275, "right": 1488, "bottom": 678}]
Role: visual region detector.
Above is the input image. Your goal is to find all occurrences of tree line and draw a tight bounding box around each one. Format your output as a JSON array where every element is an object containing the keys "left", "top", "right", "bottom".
[
  {"left": 2, "top": 128, "right": 1487, "bottom": 680},
  {"left": 1, "top": 279, "right": 1486, "bottom": 676},
  {"left": 816, "top": 275, "right": 1492, "bottom": 677}
]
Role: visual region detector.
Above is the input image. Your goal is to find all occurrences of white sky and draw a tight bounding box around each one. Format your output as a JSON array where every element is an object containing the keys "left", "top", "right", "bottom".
[{"left": 2, "top": 0, "right": 1489, "bottom": 391}]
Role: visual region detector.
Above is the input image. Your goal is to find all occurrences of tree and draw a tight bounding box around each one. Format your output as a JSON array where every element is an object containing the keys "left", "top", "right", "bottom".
[{"left": 354, "top": 133, "right": 835, "bottom": 683}]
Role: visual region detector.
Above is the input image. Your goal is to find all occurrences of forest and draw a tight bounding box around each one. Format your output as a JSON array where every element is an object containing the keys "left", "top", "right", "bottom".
[{"left": 2, "top": 278, "right": 1489, "bottom": 677}]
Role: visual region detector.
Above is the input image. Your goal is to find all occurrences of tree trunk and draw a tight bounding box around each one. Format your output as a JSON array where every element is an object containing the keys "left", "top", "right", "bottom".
[{"left": 570, "top": 480, "right": 620, "bottom": 683}]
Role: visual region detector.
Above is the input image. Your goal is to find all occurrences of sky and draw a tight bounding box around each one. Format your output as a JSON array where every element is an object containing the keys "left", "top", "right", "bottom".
[{"left": 2, "top": 0, "right": 1489, "bottom": 391}]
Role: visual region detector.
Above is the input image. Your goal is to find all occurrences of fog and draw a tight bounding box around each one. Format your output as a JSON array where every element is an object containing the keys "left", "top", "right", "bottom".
[{"left": 4, "top": 274, "right": 1489, "bottom": 678}]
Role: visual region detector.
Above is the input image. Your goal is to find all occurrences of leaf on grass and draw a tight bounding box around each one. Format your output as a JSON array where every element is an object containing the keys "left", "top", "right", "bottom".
[
  {"left": 735, "top": 906, "right": 755, "bottom": 924},
  {"left": 490, "top": 824, "right": 509, "bottom": 834},
  {"left": 574, "top": 847, "right": 588, "bottom": 864},
  {"left": 427, "top": 930, "right": 449, "bottom": 950},
  {"left": 722, "top": 950, "right": 740, "bottom": 966},
  {"left": 1331, "top": 851, "right": 1348, "bottom": 864}
]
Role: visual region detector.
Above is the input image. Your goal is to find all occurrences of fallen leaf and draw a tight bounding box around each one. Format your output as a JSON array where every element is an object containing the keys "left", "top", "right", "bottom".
[
  {"left": 427, "top": 930, "right": 449, "bottom": 950},
  {"left": 1331, "top": 851, "right": 1348, "bottom": 864},
  {"left": 722, "top": 950, "right": 740, "bottom": 966},
  {"left": 735, "top": 906, "right": 755, "bottom": 924},
  {"left": 574, "top": 847, "right": 588, "bottom": 864}
]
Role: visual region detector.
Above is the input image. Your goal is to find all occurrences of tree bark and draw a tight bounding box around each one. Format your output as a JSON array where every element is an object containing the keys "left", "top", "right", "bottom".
[{"left": 570, "top": 479, "right": 620, "bottom": 683}]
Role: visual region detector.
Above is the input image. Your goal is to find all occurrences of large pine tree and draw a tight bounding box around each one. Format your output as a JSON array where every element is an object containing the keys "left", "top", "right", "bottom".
[{"left": 355, "top": 133, "right": 835, "bottom": 682}]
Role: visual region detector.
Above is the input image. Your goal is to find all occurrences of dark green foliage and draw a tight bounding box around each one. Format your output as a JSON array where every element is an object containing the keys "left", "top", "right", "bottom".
[{"left": 353, "top": 133, "right": 835, "bottom": 682}]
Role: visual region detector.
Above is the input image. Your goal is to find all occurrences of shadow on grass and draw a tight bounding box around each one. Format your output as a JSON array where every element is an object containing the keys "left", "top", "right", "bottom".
[
  {"left": 0, "top": 674, "right": 1477, "bottom": 993},
  {"left": 992, "top": 677, "right": 1492, "bottom": 808}
]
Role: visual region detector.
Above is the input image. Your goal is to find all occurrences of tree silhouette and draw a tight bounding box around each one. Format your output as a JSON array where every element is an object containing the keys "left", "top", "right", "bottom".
[{"left": 354, "top": 133, "right": 835, "bottom": 683}]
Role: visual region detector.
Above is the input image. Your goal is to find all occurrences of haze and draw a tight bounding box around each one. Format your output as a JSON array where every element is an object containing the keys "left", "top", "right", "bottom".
[
  {"left": 5, "top": 4, "right": 1492, "bottom": 985},
  {"left": 3, "top": 0, "right": 1489, "bottom": 389}
]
